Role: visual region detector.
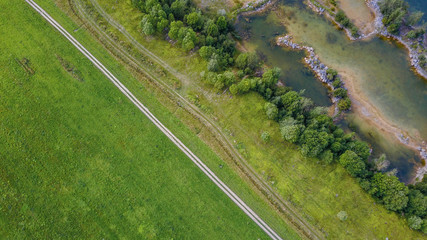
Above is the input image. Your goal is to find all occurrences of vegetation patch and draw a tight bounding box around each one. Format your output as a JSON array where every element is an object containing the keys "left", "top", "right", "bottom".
[
  {"left": 56, "top": 55, "right": 84, "bottom": 81},
  {"left": 15, "top": 57, "right": 35, "bottom": 75}
]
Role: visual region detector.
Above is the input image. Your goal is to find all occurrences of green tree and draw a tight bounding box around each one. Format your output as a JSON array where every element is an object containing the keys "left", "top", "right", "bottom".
[
  {"left": 237, "top": 78, "right": 252, "bottom": 94},
  {"left": 264, "top": 103, "right": 278, "bottom": 120},
  {"left": 207, "top": 54, "right": 220, "bottom": 72},
  {"left": 300, "top": 130, "right": 331, "bottom": 157},
  {"left": 320, "top": 150, "right": 334, "bottom": 164},
  {"left": 186, "top": 12, "right": 202, "bottom": 30},
  {"left": 229, "top": 84, "right": 238, "bottom": 95},
  {"left": 168, "top": 21, "right": 184, "bottom": 40},
  {"left": 170, "top": 0, "right": 187, "bottom": 19},
  {"left": 216, "top": 16, "right": 228, "bottom": 32},
  {"left": 205, "top": 20, "right": 219, "bottom": 37},
  {"left": 348, "top": 140, "right": 370, "bottom": 161},
  {"left": 405, "top": 189, "right": 427, "bottom": 217},
  {"left": 326, "top": 68, "right": 338, "bottom": 81},
  {"left": 235, "top": 52, "right": 260, "bottom": 74},
  {"left": 413, "top": 176, "right": 427, "bottom": 195},
  {"left": 143, "top": 22, "right": 155, "bottom": 35},
  {"left": 338, "top": 97, "right": 351, "bottom": 111},
  {"left": 182, "top": 28, "right": 197, "bottom": 51},
  {"left": 199, "top": 46, "right": 216, "bottom": 60},
  {"left": 339, "top": 150, "right": 366, "bottom": 177},
  {"left": 280, "top": 117, "right": 303, "bottom": 143},
  {"left": 261, "top": 67, "right": 281, "bottom": 87},
  {"left": 281, "top": 91, "right": 302, "bottom": 117},
  {"left": 157, "top": 18, "right": 169, "bottom": 32},
  {"left": 370, "top": 173, "right": 409, "bottom": 211},
  {"left": 408, "top": 216, "right": 423, "bottom": 230},
  {"left": 334, "top": 88, "right": 347, "bottom": 98}
]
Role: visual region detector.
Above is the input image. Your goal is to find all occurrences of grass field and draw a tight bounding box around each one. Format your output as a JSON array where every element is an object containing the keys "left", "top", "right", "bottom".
[
  {"left": 76, "top": 0, "right": 427, "bottom": 239},
  {"left": 0, "top": 1, "right": 303, "bottom": 239}
]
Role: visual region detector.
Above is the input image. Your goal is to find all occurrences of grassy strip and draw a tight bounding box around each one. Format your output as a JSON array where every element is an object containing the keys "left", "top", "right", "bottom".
[
  {"left": 81, "top": 0, "right": 427, "bottom": 239},
  {"left": 0, "top": 1, "right": 301, "bottom": 239}
]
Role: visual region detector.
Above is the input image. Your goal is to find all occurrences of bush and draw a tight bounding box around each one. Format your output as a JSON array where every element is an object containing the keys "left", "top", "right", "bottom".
[
  {"left": 408, "top": 216, "right": 423, "bottom": 230},
  {"left": 264, "top": 103, "right": 278, "bottom": 120},
  {"left": 337, "top": 211, "right": 348, "bottom": 221},
  {"left": 261, "top": 131, "right": 271, "bottom": 143},
  {"left": 334, "top": 88, "right": 348, "bottom": 98},
  {"left": 332, "top": 79, "right": 342, "bottom": 88},
  {"left": 338, "top": 98, "right": 351, "bottom": 111}
]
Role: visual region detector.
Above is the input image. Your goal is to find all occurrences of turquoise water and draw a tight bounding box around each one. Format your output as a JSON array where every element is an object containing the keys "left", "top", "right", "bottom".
[{"left": 236, "top": 0, "right": 427, "bottom": 182}]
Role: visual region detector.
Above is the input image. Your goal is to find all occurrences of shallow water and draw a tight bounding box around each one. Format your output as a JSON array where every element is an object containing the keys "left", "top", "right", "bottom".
[
  {"left": 236, "top": 15, "right": 331, "bottom": 106},
  {"left": 236, "top": 0, "right": 427, "bottom": 182}
]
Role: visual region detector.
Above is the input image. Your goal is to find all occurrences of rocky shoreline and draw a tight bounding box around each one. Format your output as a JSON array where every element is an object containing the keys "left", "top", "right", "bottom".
[
  {"left": 366, "top": 0, "right": 427, "bottom": 80},
  {"left": 236, "top": 0, "right": 277, "bottom": 16},
  {"left": 276, "top": 35, "right": 341, "bottom": 108},
  {"left": 277, "top": 34, "right": 427, "bottom": 182},
  {"left": 306, "top": 0, "right": 427, "bottom": 81},
  {"left": 306, "top": 0, "right": 362, "bottom": 41}
]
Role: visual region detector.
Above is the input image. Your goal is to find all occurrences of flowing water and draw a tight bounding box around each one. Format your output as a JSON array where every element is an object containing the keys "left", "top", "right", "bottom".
[{"left": 236, "top": 0, "right": 427, "bottom": 182}]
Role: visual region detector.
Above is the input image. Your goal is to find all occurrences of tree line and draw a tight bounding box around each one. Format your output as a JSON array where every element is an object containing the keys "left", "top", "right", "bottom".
[{"left": 131, "top": 0, "right": 426, "bottom": 232}]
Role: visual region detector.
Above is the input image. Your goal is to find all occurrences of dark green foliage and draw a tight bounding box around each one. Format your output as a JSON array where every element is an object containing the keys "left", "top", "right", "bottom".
[
  {"left": 347, "top": 140, "right": 371, "bottom": 161},
  {"left": 412, "top": 176, "right": 427, "bottom": 195},
  {"left": 350, "top": 26, "right": 359, "bottom": 38},
  {"left": 300, "top": 130, "right": 332, "bottom": 158},
  {"left": 235, "top": 52, "right": 261, "bottom": 74},
  {"left": 339, "top": 150, "right": 367, "bottom": 178},
  {"left": 406, "top": 28, "right": 426, "bottom": 39},
  {"left": 216, "top": 16, "right": 228, "bottom": 32},
  {"left": 338, "top": 97, "right": 351, "bottom": 111},
  {"left": 335, "top": 10, "right": 351, "bottom": 28},
  {"left": 379, "top": 0, "right": 408, "bottom": 34},
  {"left": 199, "top": 46, "right": 216, "bottom": 59},
  {"left": 261, "top": 67, "right": 281, "bottom": 88},
  {"left": 405, "top": 189, "right": 427, "bottom": 218},
  {"left": 186, "top": 11, "right": 202, "bottom": 30},
  {"left": 334, "top": 88, "right": 347, "bottom": 98},
  {"left": 320, "top": 150, "right": 334, "bottom": 164},
  {"left": 326, "top": 68, "right": 338, "bottom": 81},
  {"left": 205, "top": 20, "right": 219, "bottom": 36},
  {"left": 332, "top": 79, "right": 342, "bottom": 88},
  {"left": 370, "top": 173, "right": 409, "bottom": 211}
]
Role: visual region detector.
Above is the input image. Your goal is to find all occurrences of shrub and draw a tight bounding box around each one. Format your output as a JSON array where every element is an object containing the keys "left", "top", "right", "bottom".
[{"left": 337, "top": 211, "right": 348, "bottom": 221}]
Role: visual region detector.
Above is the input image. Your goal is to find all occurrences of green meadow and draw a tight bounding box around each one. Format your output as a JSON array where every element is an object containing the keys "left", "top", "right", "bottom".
[
  {"left": 72, "top": 0, "right": 426, "bottom": 239},
  {"left": 0, "top": 1, "right": 301, "bottom": 239}
]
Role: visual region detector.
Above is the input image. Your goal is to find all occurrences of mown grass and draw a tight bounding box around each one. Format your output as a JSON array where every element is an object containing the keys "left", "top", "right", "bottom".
[
  {"left": 85, "top": 0, "right": 427, "bottom": 239},
  {"left": 0, "top": 1, "right": 302, "bottom": 239}
]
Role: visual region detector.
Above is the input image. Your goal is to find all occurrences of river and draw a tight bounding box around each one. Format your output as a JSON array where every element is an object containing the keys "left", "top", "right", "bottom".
[{"left": 236, "top": 0, "right": 427, "bottom": 183}]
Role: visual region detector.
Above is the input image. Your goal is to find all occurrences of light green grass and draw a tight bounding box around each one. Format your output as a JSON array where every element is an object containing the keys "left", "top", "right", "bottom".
[
  {"left": 83, "top": 0, "right": 427, "bottom": 239},
  {"left": 0, "top": 1, "right": 301, "bottom": 239}
]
